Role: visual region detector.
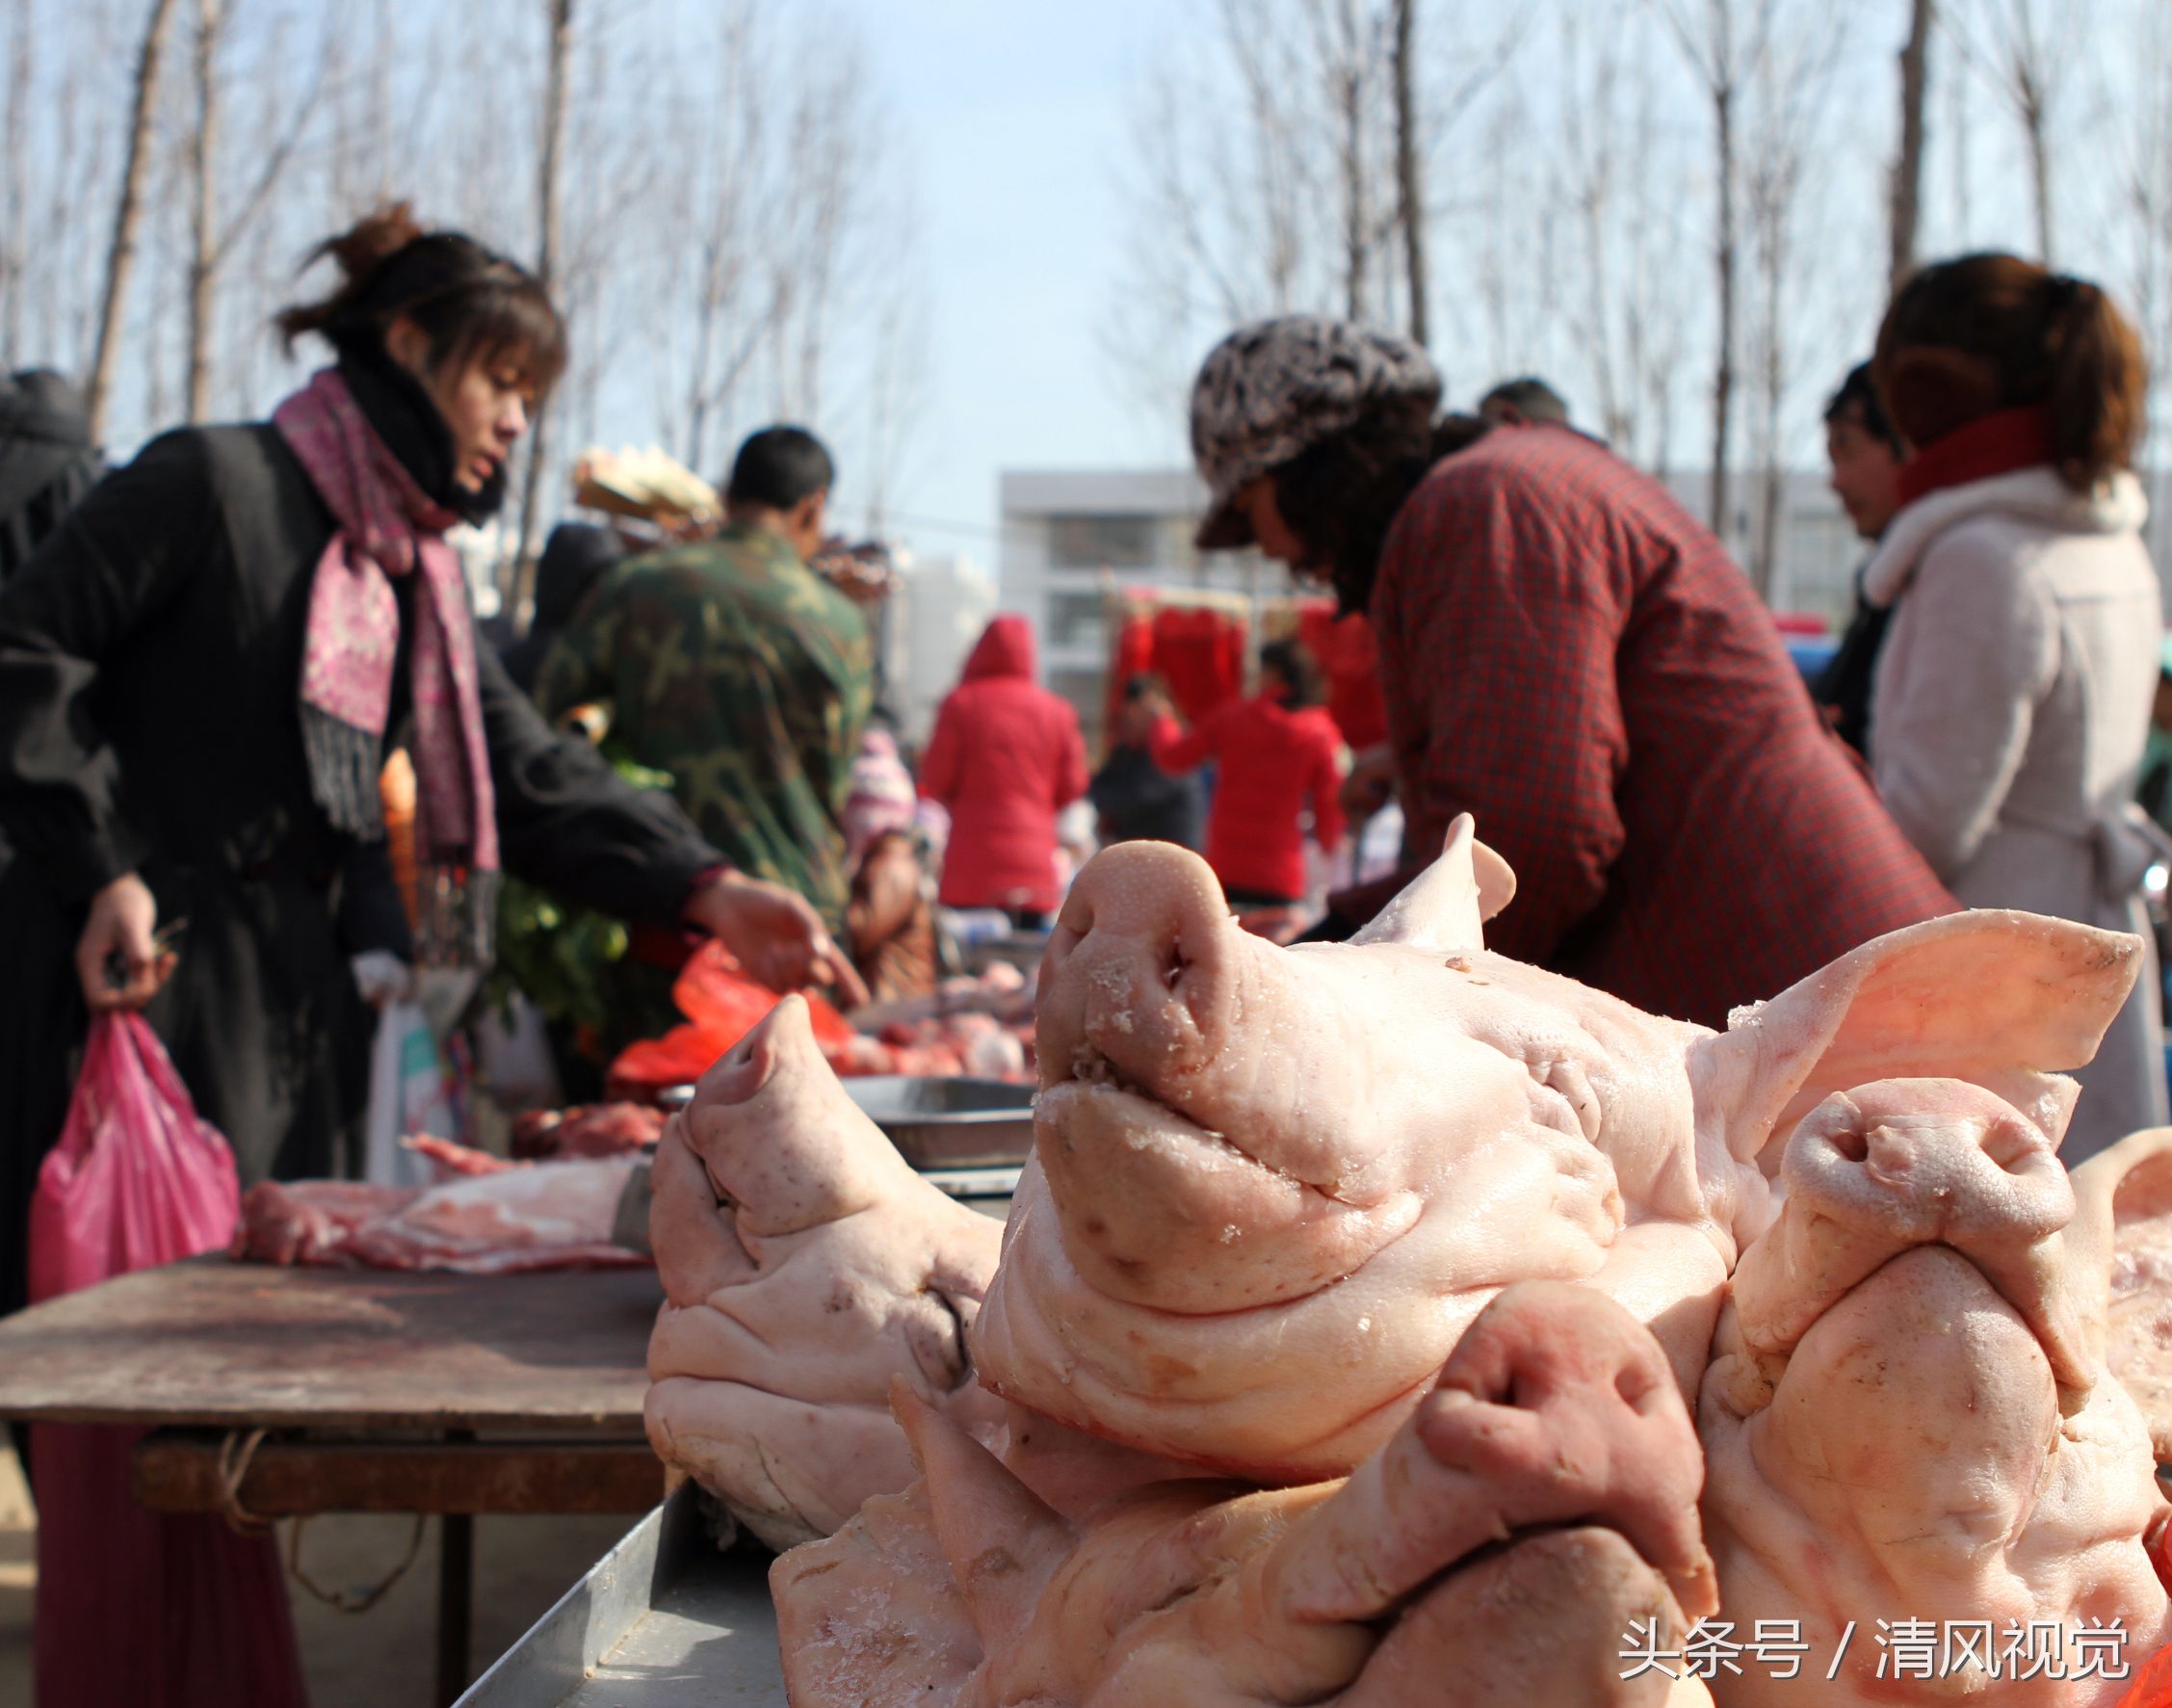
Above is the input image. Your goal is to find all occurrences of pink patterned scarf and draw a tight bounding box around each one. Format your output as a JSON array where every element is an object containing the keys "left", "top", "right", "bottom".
[{"left": 274, "top": 366, "right": 499, "bottom": 961}]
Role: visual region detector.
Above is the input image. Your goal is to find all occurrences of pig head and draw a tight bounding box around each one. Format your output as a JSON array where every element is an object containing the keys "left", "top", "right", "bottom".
[
  {"left": 978, "top": 819, "right": 2155, "bottom": 1487},
  {"left": 1693, "top": 926, "right": 2172, "bottom": 1704},
  {"left": 774, "top": 1282, "right": 1719, "bottom": 1708},
  {"left": 644, "top": 995, "right": 1006, "bottom": 1549}
]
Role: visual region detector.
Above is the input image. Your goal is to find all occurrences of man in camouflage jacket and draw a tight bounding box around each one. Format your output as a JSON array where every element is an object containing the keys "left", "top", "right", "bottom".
[{"left": 537, "top": 427, "right": 874, "bottom": 936}]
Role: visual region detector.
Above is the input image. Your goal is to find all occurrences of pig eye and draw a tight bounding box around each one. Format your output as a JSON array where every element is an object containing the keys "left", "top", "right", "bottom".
[
  {"left": 1525, "top": 1074, "right": 1585, "bottom": 1142},
  {"left": 1530, "top": 1058, "right": 1602, "bottom": 1143},
  {"left": 908, "top": 1286, "right": 972, "bottom": 1393}
]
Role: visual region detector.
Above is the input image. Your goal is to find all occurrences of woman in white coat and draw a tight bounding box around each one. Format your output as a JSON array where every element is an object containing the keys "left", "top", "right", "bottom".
[{"left": 1867, "top": 253, "right": 2164, "bottom": 1163}]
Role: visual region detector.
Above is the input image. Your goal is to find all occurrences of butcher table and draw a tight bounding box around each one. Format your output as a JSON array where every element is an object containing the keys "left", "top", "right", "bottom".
[{"left": 0, "top": 1255, "right": 667, "bottom": 1706}]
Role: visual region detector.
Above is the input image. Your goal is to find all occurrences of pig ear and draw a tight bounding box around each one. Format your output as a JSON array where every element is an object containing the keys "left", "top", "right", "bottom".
[
  {"left": 2069, "top": 1128, "right": 2172, "bottom": 1456},
  {"left": 892, "top": 1380, "right": 1077, "bottom": 1646},
  {"left": 1688, "top": 909, "right": 2141, "bottom": 1165},
  {"left": 1351, "top": 814, "right": 1518, "bottom": 954}
]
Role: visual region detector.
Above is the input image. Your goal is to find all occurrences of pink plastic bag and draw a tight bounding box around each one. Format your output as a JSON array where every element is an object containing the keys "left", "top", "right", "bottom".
[
  {"left": 29, "top": 1012, "right": 240, "bottom": 1302},
  {"left": 27, "top": 1012, "right": 308, "bottom": 1708}
]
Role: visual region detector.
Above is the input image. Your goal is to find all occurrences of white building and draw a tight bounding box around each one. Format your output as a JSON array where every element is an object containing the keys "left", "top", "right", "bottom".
[
  {"left": 879, "top": 550, "right": 998, "bottom": 746},
  {"left": 997, "top": 470, "right": 1288, "bottom": 742},
  {"left": 1660, "top": 470, "right": 1865, "bottom": 630}
]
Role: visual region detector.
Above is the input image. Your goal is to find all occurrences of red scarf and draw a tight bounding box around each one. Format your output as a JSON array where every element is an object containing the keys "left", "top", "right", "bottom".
[{"left": 1895, "top": 405, "right": 2057, "bottom": 507}]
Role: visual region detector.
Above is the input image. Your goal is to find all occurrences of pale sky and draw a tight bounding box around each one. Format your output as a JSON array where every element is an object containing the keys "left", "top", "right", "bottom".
[{"left": 817, "top": 0, "right": 1191, "bottom": 567}]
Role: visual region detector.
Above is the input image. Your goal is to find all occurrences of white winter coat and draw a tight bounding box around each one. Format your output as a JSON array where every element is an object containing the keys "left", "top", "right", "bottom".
[{"left": 1866, "top": 466, "right": 2166, "bottom": 1163}]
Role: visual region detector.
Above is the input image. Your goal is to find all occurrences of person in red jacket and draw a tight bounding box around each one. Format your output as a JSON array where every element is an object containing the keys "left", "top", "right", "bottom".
[
  {"left": 1149, "top": 639, "right": 1346, "bottom": 908},
  {"left": 921, "top": 615, "right": 1087, "bottom": 927}
]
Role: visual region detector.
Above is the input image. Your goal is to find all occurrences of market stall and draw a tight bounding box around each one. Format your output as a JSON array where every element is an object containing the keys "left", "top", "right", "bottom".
[{"left": 0, "top": 1260, "right": 665, "bottom": 1706}]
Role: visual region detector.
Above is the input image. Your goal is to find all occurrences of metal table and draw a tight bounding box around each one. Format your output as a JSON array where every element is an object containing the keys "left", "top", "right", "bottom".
[{"left": 0, "top": 1256, "right": 667, "bottom": 1705}]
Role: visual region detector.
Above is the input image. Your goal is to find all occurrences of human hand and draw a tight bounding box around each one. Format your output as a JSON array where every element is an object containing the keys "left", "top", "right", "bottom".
[
  {"left": 684, "top": 871, "right": 871, "bottom": 1009},
  {"left": 1340, "top": 748, "right": 1397, "bottom": 819},
  {"left": 351, "top": 951, "right": 414, "bottom": 1010},
  {"left": 75, "top": 873, "right": 176, "bottom": 1011}
]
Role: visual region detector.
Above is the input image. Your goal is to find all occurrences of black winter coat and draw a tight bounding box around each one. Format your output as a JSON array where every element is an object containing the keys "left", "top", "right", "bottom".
[{"left": 0, "top": 424, "right": 721, "bottom": 1318}]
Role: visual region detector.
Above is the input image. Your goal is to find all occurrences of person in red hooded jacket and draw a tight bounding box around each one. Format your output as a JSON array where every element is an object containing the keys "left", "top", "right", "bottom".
[
  {"left": 1149, "top": 638, "right": 1346, "bottom": 907},
  {"left": 920, "top": 615, "right": 1087, "bottom": 926}
]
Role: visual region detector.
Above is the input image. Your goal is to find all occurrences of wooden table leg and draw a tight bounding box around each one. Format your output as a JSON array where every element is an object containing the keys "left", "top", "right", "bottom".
[
  {"left": 436, "top": 1427, "right": 476, "bottom": 1705},
  {"left": 435, "top": 1511, "right": 474, "bottom": 1704}
]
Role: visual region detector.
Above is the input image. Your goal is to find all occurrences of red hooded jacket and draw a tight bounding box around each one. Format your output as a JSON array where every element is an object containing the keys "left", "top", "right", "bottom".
[
  {"left": 922, "top": 617, "right": 1088, "bottom": 912},
  {"left": 1151, "top": 695, "right": 1346, "bottom": 902}
]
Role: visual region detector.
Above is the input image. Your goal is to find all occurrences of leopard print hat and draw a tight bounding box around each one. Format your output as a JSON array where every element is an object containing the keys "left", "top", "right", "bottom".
[{"left": 1190, "top": 316, "right": 1441, "bottom": 550}]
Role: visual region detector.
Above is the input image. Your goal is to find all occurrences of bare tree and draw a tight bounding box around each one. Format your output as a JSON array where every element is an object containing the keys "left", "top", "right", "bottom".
[
  {"left": 1109, "top": 0, "right": 1522, "bottom": 417},
  {"left": 184, "top": 0, "right": 220, "bottom": 421},
  {"left": 183, "top": 0, "right": 324, "bottom": 420},
  {"left": 2125, "top": 0, "right": 2172, "bottom": 476},
  {"left": 674, "top": 2, "right": 786, "bottom": 474},
  {"left": 1658, "top": 0, "right": 1780, "bottom": 547},
  {"left": 86, "top": 0, "right": 183, "bottom": 440},
  {"left": 1890, "top": 0, "right": 1933, "bottom": 289},
  {"left": 1392, "top": 0, "right": 1426, "bottom": 344},
  {"left": 1, "top": 0, "right": 31, "bottom": 366},
  {"left": 510, "top": 0, "right": 574, "bottom": 620},
  {"left": 1617, "top": 38, "right": 1694, "bottom": 474},
  {"left": 1555, "top": 4, "right": 1632, "bottom": 446},
  {"left": 1304, "top": 0, "right": 1381, "bottom": 321},
  {"left": 1741, "top": 2, "right": 1850, "bottom": 596},
  {"left": 1952, "top": 0, "right": 2079, "bottom": 263}
]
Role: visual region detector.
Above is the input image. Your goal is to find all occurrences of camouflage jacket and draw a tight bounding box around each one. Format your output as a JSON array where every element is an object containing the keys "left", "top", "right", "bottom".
[{"left": 536, "top": 523, "right": 875, "bottom": 931}]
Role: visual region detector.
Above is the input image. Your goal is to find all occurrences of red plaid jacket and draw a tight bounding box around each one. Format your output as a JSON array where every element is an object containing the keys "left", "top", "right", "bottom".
[{"left": 1336, "top": 423, "right": 1955, "bottom": 1029}]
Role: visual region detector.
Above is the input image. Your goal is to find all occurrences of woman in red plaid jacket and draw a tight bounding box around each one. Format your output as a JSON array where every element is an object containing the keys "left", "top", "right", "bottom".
[{"left": 1185, "top": 316, "right": 1955, "bottom": 1030}]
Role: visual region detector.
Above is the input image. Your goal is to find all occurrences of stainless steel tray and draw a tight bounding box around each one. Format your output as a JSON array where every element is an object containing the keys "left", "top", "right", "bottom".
[
  {"left": 841, "top": 1074, "right": 1034, "bottom": 1169},
  {"left": 456, "top": 1485, "right": 783, "bottom": 1707},
  {"left": 963, "top": 931, "right": 1050, "bottom": 977},
  {"left": 658, "top": 1075, "right": 1032, "bottom": 1169}
]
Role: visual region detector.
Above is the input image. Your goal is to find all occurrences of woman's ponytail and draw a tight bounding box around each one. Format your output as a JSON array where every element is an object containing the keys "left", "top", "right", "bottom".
[
  {"left": 2044, "top": 276, "right": 2147, "bottom": 491},
  {"left": 274, "top": 203, "right": 428, "bottom": 351}
]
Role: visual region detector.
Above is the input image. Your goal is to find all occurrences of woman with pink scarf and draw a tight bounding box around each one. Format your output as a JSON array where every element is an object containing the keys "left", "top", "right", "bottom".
[{"left": 0, "top": 206, "right": 862, "bottom": 1325}]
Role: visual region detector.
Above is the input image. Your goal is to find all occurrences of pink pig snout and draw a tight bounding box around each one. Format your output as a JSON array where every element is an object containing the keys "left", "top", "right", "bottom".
[
  {"left": 1040, "top": 841, "right": 1236, "bottom": 1095},
  {"left": 1730, "top": 1079, "right": 2090, "bottom": 1392}
]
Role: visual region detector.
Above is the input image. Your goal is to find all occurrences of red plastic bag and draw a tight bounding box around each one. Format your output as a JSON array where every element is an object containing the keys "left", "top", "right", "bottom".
[
  {"left": 609, "top": 941, "right": 856, "bottom": 1092},
  {"left": 28, "top": 1012, "right": 307, "bottom": 1708},
  {"left": 2118, "top": 1640, "right": 2172, "bottom": 1708}
]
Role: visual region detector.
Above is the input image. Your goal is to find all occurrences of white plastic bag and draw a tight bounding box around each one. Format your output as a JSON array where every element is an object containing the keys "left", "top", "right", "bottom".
[
  {"left": 474, "top": 993, "right": 563, "bottom": 1113},
  {"left": 362, "top": 1000, "right": 458, "bottom": 1188}
]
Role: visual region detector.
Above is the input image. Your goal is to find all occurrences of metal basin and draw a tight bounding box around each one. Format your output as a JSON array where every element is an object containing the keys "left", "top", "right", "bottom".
[
  {"left": 841, "top": 1075, "right": 1035, "bottom": 1169},
  {"left": 651, "top": 1075, "right": 1034, "bottom": 1172}
]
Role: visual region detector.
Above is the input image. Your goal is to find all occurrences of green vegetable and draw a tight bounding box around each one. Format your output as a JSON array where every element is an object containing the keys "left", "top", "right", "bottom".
[{"left": 484, "top": 750, "right": 679, "bottom": 1048}]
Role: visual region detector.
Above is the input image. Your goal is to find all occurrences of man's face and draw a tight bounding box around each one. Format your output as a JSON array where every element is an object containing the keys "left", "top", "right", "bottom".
[{"left": 1825, "top": 408, "right": 1902, "bottom": 541}]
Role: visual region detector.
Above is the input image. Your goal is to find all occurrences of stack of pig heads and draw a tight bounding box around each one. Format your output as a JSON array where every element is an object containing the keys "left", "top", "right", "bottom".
[
  {"left": 779, "top": 817, "right": 1745, "bottom": 1706},
  {"left": 644, "top": 994, "right": 1006, "bottom": 1548},
  {"left": 1693, "top": 911, "right": 2172, "bottom": 1704},
  {"left": 653, "top": 817, "right": 2172, "bottom": 1706}
]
